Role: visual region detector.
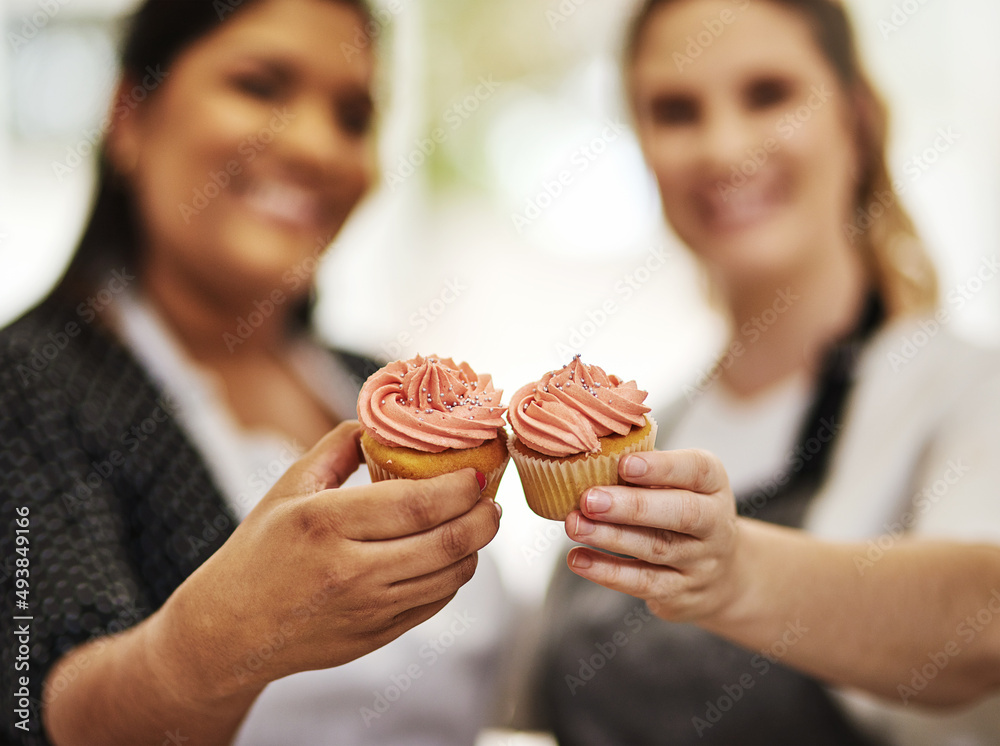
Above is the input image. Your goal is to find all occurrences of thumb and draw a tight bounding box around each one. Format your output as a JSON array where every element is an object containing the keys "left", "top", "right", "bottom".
[{"left": 276, "top": 421, "right": 363, "bottom": 498}]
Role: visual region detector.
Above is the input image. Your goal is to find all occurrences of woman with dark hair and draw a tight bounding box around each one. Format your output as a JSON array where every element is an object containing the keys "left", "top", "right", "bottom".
[
  {"left": 525, "top": 0, "right": 1000, "bottom": 744},
  {"left": 0, "top": 1, "right": 506, "bottom": 744}
]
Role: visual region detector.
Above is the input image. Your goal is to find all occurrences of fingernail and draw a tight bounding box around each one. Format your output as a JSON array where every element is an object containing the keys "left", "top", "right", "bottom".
[
  {"left": 475, "top": 471, "right": 487, "bottom": 492},
  {"left": 570, "top": 552, "right": 593, "bottom": 570},
  {"left": 572, "top": 514, "right": 595, "bottom": 536},
  {"left": 493, "top": 500, "right": 503, "bottom": 519},
  {"left": 622, "top": 455, "right": 648, "bottom": 478},
  {"left": 585, "top": 489, "right": 612, "bottom": 514}
]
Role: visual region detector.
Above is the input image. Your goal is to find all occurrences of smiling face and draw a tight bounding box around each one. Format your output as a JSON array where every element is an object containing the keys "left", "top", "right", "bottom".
[
  {"left": 111, "top": 0, "right": 374, "bottom": 305},
  {"left": 630, "top": 0, "right": 859, "bottom": 288}
]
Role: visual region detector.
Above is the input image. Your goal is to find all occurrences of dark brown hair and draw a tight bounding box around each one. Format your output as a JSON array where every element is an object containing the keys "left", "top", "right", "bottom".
[{"left": 56, "top": 0, "right": 372, "bottom": 323}]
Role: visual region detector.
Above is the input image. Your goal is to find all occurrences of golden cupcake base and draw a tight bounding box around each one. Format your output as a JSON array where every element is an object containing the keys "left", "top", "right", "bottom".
[{"left": 360, "top": 429, "right": 510, "bottom": 501}]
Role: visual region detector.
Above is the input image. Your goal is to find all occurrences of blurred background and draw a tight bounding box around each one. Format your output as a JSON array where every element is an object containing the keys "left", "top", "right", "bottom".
[{"left": 2, "top": 0, "right": 999, "bottom": 605}]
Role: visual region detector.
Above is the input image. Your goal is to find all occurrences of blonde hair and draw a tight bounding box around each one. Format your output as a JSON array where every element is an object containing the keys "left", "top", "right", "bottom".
[{"left": 625, "top": 0, "right": 938, "bottom": 316}]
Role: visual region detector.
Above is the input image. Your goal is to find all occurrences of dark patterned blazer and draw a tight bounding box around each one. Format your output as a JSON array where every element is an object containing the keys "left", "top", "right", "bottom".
[{"left": 0, "top": 297, "right": 375, "bottom": 745}]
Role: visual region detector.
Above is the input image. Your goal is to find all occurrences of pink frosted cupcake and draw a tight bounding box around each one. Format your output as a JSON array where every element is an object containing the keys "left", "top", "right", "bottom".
[
  {"left": 357, "top": 355, "right": 509, "bottom": 500},
  {"left": 507, "top": 356, "right": 657, "bottom": 520}
]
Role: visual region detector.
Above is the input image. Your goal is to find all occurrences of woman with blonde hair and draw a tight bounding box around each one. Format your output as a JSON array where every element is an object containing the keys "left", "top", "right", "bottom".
[{"left": 528, "top": 1, "right": 1000, "bottom": 743}]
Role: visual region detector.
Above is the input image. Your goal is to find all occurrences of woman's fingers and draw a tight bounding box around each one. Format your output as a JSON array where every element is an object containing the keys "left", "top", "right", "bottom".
[
  {"left": 566, "top": 546, "right": 683, "bottom": 602},
  {"left": 372, "top": 498, "right": 500, "bottom": 582},
  {"left": 565, "top": 510, "right": 700, "bottom": 567},
  {"left": 387, "top": 554, "right": 480, "bottom": 609},
  {"left": 619, "top": 449, "right": 729, "bottom": 494},
  {"left": 565, "top": 458, "right": 742, "bottom": 623},
  {"left": 368, "top": 495, "right": 501, "bottom": 580},
  {"left": 340, "top": 594, "right": 460, "bottom": 659},
  {"left": 386, "top": 594, "right": 459, "bottom": 638},
  {"left": 579, "top": 485, "right": 717, "bottom": 538},
  {"left": 325, "top": 469, "right": 488, "bottom": 541},
  {"left": 578, "top": 450, "right": 732, "bottom": 539}
]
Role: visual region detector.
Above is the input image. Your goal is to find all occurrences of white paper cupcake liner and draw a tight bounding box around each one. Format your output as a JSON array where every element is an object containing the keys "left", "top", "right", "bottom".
[{"left": 509, "top": 416, "right": 658, "bottom": 521}]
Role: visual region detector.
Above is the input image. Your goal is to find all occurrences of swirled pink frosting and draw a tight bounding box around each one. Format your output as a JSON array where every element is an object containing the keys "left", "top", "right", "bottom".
[
  {"left": 358, "top": 355, "right": 507, "bottom": 452},
  {"left": 507, "top": 356, "right": 650, "bottom": 457}
]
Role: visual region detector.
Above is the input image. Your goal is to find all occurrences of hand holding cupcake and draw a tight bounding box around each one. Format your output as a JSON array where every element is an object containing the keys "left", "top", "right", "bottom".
[{"left": 507, "top": 356, "right": 657, "bottom": 520}]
